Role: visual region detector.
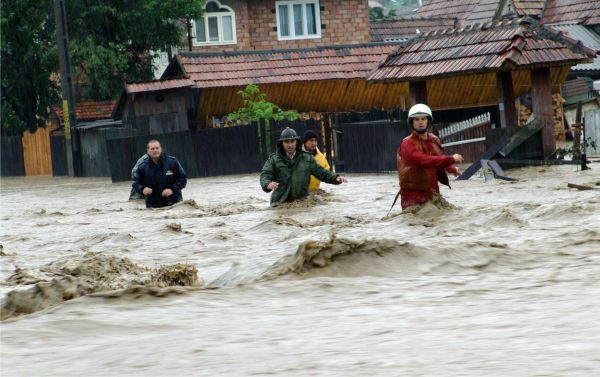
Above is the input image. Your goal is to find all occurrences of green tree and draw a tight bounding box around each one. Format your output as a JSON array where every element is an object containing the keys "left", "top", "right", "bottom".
[
  {"left": 1, "top": 0, "right": 59, "bottom": 135},
  {"left": 1, "top": 0, "right": 204, "bottom": 136},
  {"left": 228, "top": 84, "right": 299, "bottom": 155},
  {"left": 228, "top": 84, "right": 299, "bottom": 124}
]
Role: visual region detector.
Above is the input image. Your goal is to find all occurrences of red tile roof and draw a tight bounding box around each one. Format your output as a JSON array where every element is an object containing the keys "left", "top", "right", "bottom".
[
  {"left": 542, "top": 0, "right": 600, "bottom": 25},
  {"left": 512, "top": 0, "right": 546, "bottom": 18},
  {"left": 125, "top": 78, "right": 195, "bottom": 94},
  {"left": 176, "top": 44, "right": 400, "bottom": 88},
  {"left": 368, "top": 18, "right": 595, "bottom": 82},
  {"left": 370, "top": 17, "right": 456, "bottom": 41},
  {"left": 53, "top": 100, "right": 116, "bottom": 121},
  {"left": 416, "top": 0, "right": 481, "bottom": 24},
  {"left": 462, "top": 0, "right": 504, "bottom": 27}
]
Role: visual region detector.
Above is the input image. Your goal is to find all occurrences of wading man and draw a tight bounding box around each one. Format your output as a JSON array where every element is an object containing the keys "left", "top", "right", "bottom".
[
  {"left": 302, "top": 129, "right": 330, "bottom": 191},
  {"left": 133, "top": 140, "right": 187, "bottom": 208},
  {"left": 397, "top": 104, "right": 463, "bottom": 210},
  {"left": 260, "top": 127, "right": 347, "bottom": 207}
]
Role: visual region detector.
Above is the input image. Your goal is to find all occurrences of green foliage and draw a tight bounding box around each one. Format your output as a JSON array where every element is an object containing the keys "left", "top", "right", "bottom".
[
  {"left": 369, "top": 7, "right": 385, "bottom": 21},
  {"left": 1, "top": 0, "right": 204, "bottom": 135},
  {"left": 227, "top": 84, "right": 299, "bottom": 124},
  {"left": 1, "top": 0, "right": 60, "bottom": 135},
  {"left": 556, "top": 137, "right": 598, "bottom": 160}
]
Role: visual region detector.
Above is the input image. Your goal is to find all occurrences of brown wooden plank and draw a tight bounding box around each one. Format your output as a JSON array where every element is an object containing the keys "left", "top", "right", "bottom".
[{"left": 22, "top": 126, "right": 53, "bottom": 176}]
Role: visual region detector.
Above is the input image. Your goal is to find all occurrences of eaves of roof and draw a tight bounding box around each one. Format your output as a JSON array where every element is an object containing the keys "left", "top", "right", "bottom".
[
  {"left": 176, "top": 42, "right": 403, "bottom": 89},
  {"left": 367, "top": 17, "right": 596, "bottom": 82}
]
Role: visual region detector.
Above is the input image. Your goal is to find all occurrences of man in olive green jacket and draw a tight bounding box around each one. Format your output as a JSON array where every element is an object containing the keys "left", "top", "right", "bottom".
[{"left": 260, "top": 127, "right": 347, "bottom": 206}]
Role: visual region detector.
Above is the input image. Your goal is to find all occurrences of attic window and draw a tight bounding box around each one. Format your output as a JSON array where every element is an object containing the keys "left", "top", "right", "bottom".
[
  {"left": 192, "top": 0, "right": 236, "bottom": 46},
  {"left": 276, "top": 0, "right": 321, "bottom": 40}
]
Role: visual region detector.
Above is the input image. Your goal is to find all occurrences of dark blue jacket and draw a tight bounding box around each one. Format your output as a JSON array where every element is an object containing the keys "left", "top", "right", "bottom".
[{"left": 133, "top": 153, "right": 187, "bottom": 208}]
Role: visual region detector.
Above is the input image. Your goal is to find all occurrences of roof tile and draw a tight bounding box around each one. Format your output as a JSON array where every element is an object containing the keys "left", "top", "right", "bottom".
[
  {"left": 368, "top": 18, "right": 595, "bottom": 82},
  {"left": 177, "top": 44, "right": 400, "bottom": 88},
  {"left": 53, "top": 100, "right": 116, "bottom": 121}
]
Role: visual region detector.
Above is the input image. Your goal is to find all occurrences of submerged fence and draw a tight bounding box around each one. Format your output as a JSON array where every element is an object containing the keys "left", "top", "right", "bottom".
[{"left": 2, "top": 106, "right": 502, "bottom": 178}]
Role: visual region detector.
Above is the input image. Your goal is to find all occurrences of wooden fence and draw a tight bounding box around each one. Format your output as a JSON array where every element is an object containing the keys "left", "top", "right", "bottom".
[
  {"left": 2, "top": 106, "right": 504, "bottom": 178},
  {"left": 22, "top": 127, "right": 53, "bottom": 176},
  {"left": 435, "top": 113, "right": 493, "bottom": 163}
]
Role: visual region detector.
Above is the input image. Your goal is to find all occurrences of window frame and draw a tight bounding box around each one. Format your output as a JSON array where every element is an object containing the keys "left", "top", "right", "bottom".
[
  {"left": 192, "top": 0, "right": 237, "bottom": 46},
  {"left": 275, "top": 0, "right": 322, "bottom": 41}
]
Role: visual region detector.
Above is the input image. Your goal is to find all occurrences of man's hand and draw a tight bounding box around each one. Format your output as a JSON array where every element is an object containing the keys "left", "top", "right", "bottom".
[
  {"left": 336, "top": 176, "right": 348, "bottom": 184},
  {"left": 452, "top": 167, "right": 462, "bottom": 177},
  {"left": 142, "top": 187, "right": 153, "bottom": 196},
  {"left": 267, "top": 181, "right": 279, "bottom": 190},
  {"left": 162, "top": 188, "right": 173, "bottom": 198},
  {"left": 452, "top": 154, "right": 464, "bottom": 163}
]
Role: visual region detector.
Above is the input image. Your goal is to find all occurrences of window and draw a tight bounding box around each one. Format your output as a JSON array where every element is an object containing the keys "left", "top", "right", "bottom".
[
  {"left": 276, "top": 0, "right": 321, "bottom": 40},
  {"left": 193, "top": 0, "right": 236, "bottom": 46}
]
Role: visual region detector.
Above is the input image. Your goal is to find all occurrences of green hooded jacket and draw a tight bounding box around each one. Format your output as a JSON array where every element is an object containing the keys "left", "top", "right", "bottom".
[{"left": 260, "top": 143, "right": 339, "bottom": 206}]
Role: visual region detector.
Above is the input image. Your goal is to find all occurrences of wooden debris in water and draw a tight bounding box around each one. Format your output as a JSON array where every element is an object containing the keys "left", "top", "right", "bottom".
[{"left": 567, "top": 183, "right": 595, "bottom": 191}]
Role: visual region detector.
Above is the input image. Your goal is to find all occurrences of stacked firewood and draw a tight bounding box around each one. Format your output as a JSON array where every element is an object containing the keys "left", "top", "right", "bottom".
[
  {"left": 517, "top": 93, "right": 565, "bottom": 140},
  {"left": 553, "top": 93, "right": 565, "bottom": 141},
  {"left": 518, "top": 104, "right": 532, "bottom": 126}
]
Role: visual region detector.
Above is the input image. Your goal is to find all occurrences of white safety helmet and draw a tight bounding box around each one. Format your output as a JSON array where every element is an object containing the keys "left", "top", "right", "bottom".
[{"left": 407, "top": 103, "right": 433, "bottom": 122}]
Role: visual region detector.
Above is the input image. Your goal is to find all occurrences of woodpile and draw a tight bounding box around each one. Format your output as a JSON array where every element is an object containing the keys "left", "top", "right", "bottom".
[
  {"left": 553, "top": 93, "right": 565, "bottom": 141},
  {"left": 517, "top": 93, "right": 565, "bottom": 141},
  {"left": 518, "top": 104, "right": 532, "bottom": 126}
]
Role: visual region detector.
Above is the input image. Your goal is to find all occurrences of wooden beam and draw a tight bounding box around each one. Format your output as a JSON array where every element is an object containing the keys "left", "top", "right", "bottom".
[
  {"left": 531, "top": 68, "right": 555, "bottom": 157},
  {"left": 496, "top": 72, "right": 518, "bottom": 131},
  {"left": 409, "top": 81, "right": 428, "bottom": 105}
]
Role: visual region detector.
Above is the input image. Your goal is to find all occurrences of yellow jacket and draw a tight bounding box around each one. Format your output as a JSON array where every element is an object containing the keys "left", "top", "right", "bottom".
[{"left": 309, "top": 149, "right": 331, "bottom": 191}]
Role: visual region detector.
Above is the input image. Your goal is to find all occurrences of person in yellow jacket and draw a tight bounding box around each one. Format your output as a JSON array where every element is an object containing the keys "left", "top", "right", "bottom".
[{"left": 302, "top": 130, "right": 331, "bottom": 191}]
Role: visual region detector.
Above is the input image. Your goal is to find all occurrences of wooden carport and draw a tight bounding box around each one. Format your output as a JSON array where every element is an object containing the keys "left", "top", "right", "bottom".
[{"left": 368, "top": 17, "right": 596, "bottom": 157}]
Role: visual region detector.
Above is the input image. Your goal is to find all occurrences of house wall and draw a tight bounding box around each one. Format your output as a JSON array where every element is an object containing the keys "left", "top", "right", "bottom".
[{"left": 193, "top": 0, "right": 371, "bottom": 52}]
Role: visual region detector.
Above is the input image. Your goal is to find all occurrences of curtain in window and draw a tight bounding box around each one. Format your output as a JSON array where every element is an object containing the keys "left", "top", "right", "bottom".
[
  {"left": 306, "top": 3, "right": 316, "bottom": 35},
  {"left": 196, "top": 18, "right": 206, "bottom": 42},
  {"left": 293, "top": 4, "right": 303, "bottom": 36},
  {"left": 279, "top": 5, "right": 290, "bottom": 37},
  {"left": 208, "top": 17, "right": 219, "bottom": 42},
  {"left": 222, "top": 16, "right": 233, "bottom": 41}
]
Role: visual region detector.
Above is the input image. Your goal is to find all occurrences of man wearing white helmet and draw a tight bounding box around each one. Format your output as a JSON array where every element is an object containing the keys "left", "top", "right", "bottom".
[{"left": 396, "top": 104, "right": 464, "bottom": 209}]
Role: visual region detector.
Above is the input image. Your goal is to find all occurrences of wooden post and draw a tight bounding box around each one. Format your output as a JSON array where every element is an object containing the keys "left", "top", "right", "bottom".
[
  {"left": 496, "top": 72, "right": 518, "bottom": 131},
  {"left": 409, "top": 81, "right": 428, "bottom": 105},
  {"left": 54, "top": 0, "right": 79, "bottom": 176},
  {"left": 531, "top": 68, "right": 555, "bottom": 158}
]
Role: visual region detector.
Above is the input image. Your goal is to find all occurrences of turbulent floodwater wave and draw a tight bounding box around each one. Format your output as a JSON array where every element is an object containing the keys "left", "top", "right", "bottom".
[{"left": 1, "top": 166, "right": 600, "bottom": 376}]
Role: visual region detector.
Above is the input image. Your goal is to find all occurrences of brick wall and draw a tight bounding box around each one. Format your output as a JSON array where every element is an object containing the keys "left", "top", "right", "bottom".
[{"left": 192, "top": 0, "right": 370, "bottom": 52}]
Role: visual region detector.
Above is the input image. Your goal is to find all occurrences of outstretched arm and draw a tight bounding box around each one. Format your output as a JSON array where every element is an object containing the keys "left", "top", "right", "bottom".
[
  {"left": 310, "top": 159, "right": 346, "bottom": 185},
  {"left": 401, "top": 141, "right": 456, "bottom": 169}
]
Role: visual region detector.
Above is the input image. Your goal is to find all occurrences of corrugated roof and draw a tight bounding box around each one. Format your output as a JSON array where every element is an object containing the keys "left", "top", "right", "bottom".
[
  {"left": 370, "top": 17, "right": 456, "bottom": 42},
  {"left": 125, "top": 78, "right": 195, "bottom": 94},
  {"left": 549, "top": 24, "right": 600, "bottom": 71},
  {"left": 542, "top": 0, "right": 600, "bottom": 25},
  {"left": 562, "top": 77, "right": 593, "bottom": 97},
  {"left": 176, "top": 44, "right": 400, "bottom": 89},
  {"left": 53, "top": 100, "right": 116, "bottom": 121},
  {"left": 368, "top": 18, "right": 595, "bottom": 82}
]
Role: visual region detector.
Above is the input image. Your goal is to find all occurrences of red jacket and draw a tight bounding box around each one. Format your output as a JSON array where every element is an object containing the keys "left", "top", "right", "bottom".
[{"left": 397, "top": 131, "right": 458, "bottom": 209}]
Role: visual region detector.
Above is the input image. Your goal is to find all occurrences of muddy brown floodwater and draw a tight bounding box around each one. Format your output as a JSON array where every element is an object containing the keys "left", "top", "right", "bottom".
[{"left": 1, "top": 165, "right": 599, "bottom": 376}]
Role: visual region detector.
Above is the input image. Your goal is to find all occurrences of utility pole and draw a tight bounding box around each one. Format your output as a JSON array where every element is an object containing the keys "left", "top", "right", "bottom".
[
  {"left": 54, "top": 0, "right": 79, "bottom": 176},
  {"left": 187, "top": 17, "right": 194, "bottom": 51}
]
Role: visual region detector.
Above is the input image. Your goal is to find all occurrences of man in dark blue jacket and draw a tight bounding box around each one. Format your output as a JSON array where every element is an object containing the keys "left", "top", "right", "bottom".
[{"left": 132, "top": 140, "right": 187, "bottom": 208}]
